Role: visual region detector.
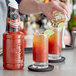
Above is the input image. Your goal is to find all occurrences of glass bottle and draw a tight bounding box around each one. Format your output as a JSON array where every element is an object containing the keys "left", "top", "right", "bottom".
[{"left": 3, "top": 0, "right": 24, "bottom": 70}]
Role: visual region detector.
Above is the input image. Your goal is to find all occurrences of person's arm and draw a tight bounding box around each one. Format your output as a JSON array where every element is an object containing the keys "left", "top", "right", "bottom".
[{"left": 19, "top": 0, "right": 70, "bottom": 19}]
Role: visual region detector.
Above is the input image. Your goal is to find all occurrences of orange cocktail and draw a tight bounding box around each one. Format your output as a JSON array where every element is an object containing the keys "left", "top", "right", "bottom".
[
  {"left": 33, "top": 32, "right": 48, "bottom": 67},
  {"left": 48, "top": 28, "right": 62, "bottom": 60}
]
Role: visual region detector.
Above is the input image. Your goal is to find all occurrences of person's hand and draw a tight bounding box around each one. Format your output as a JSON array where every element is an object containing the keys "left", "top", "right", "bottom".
[{"left": 39, "top": 0, "right": 70, "bottom": 19}]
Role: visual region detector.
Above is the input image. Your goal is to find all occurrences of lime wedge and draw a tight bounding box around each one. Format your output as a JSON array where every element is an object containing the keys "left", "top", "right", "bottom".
[
  {"left": 44, "top": 30, "right": 55, "bottom": 37},
  {"left": 58, "top": 22, "right": 65, "bottom": 28}
]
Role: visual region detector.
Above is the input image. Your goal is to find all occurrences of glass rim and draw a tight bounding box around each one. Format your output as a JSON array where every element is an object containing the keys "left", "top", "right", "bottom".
[
  {"left": 48, "top": 26, "right": 63, "bottom": 30},
  {"left": 33, "top": 32, "right": 48, "bottom": 37}
]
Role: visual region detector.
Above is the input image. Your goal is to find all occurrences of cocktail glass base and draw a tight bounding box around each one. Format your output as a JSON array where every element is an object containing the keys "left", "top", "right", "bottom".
[
  {"left": 48, "top": 53, "right": 61, "bottom": 60},
  {"left": 48, "top": 56, "right": 65, "bottom": 63},
  {"left": 33, "top": 62, "right": 48, "bottom": 69},
  {"left": 28, "top": 63, "right": 54, "bottom": 72}
]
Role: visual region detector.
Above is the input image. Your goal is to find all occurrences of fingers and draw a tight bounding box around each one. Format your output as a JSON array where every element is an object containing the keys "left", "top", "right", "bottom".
[
  {"left": 51, "top": 0, "right": 70, "bottom": 17},
  {"left": 43, "top": 0, "right": 70, "bottom": 19},
  {"left": 59, "top": 2, "right": 68, "bottom": 12},
  {"left": 52, "top": 1, "right": 69, "bottom": 18},
  {"left": 53, "top": 5, "right": 67, "bottom": 15},
  {"left": 59, "top": 2, "right": 70, "bottom": 18}
]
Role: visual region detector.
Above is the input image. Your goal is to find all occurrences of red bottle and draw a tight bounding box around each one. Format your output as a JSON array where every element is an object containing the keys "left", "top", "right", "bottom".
[{"left": 3, "top": 1, "right": 24, "bottom": 70}]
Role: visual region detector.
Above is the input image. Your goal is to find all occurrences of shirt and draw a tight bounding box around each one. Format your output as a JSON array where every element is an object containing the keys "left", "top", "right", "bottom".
[
  {"left": 0, "top": 0, "right": 7, "bottom": 48},
  {"left": 0, "top": 0, "right": 22, "bottom": 48}
]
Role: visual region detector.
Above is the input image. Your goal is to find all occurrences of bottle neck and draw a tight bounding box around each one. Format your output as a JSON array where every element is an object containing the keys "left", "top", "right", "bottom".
[
  {"left": 73, "top": 0, "right": 76, "bottom": 5},
  {"left": 7, "top": 7, "right": 20, "bottom": 32}
]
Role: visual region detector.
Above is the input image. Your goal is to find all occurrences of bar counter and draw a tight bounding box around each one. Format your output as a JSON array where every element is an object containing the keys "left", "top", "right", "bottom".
[{"left": 0, "top": 48, "right": 76, "bottom": 76}]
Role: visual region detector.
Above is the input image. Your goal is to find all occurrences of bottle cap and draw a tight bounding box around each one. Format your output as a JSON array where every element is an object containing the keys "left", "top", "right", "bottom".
[{"left": 8, "top": 0, "right": 18, "bottom": 9}]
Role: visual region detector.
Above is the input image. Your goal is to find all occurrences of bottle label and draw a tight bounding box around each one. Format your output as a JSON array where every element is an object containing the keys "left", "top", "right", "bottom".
[{"left": 8, "top": 7, "right": 20, "bottom": 29}]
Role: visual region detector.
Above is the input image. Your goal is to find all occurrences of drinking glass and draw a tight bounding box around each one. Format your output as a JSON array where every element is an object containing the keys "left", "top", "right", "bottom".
[
  {"left": 33, "top": 31, "right": 48, "bottom": 68},
  {"left": 48, "top": 28, "right": 62, "bottom": 60}
]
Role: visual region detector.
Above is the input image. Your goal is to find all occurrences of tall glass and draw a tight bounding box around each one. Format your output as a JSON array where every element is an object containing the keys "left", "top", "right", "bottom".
[
  {"left": 33, "top": 32, "right": 48, "bottom": 68},
  {"left": 48, "top": 28, "right": 62, "bottom": 60}
]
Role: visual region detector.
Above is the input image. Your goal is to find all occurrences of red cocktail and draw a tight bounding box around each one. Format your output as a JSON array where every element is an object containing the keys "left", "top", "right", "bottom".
[
  {"left": 33, "top": 32, "right": 48, "bottom": 67},
  {"left": 48, "top": 28, "right": 62, "bottom": 60}
]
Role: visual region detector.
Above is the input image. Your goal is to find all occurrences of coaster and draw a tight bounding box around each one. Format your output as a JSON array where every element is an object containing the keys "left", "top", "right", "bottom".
[
  {"left": 28, "top": 65, "right": 54, "bottom": 72},
  {"left": 48, "top": 56, "right": 65, "bottom": 63},
  {"left": 62, "top": 45, "right": 74, "bottom": 50}
]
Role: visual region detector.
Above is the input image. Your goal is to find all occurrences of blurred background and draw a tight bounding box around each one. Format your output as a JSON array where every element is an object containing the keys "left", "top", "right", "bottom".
[
  {"left": 0, "top": 0, "right": 76, "bottom": 51},
  {"left": 18, "top": 0, "right": 76, "bottom": 49}
]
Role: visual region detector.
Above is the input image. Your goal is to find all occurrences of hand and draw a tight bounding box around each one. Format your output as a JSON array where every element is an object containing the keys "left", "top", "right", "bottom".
[{"left": 40, "top": 0, "right": 70, "bottom": 19}]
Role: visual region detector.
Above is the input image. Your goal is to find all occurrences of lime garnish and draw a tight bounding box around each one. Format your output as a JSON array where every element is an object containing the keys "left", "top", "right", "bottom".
[
  {"left": 58, "top": 22, "right": 65, "bottom": 28},
  {"left": 44, "top": 30, "right": 55, "bottom": 37}
]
